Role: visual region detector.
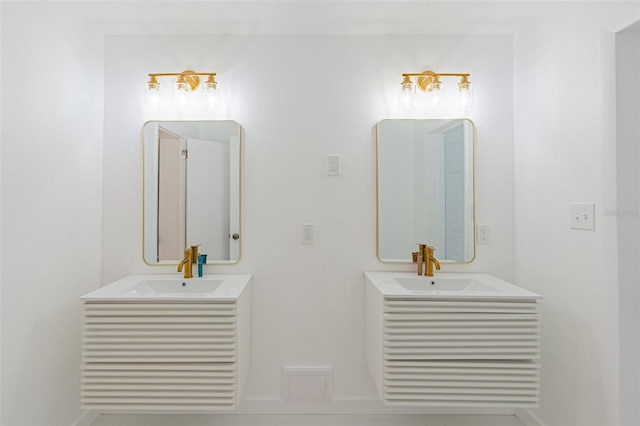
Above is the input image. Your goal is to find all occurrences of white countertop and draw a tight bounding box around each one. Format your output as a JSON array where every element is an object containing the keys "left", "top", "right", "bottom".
[
  {"left": 365, "top": 271, "right": 542, "bottom": 301},
  {"left": 80, "top": 273, "right": 252, "bottom": 302}
]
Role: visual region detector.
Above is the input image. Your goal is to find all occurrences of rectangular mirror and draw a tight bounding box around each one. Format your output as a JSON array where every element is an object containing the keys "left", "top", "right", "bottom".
[
  {"left": 376, "top": 119, "right": 475, "bottom": 263},
  {"left": 142, "top": 120, "right": 241, "bottom": 265}
]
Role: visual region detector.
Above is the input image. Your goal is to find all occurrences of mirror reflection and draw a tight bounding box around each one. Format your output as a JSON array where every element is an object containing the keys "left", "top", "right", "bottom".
[
  {"left": 376, "top": 119, "right": 475, "bottom": 263},
  {"left": 143, "top": 120, "right": 241, "bottom": 265}
]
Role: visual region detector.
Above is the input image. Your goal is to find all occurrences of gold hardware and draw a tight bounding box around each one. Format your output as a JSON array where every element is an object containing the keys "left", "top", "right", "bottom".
[
  {"left": 146, "top": 70, "right": 217, "bottom": 93},
  {"left": 190, "top": 245, "right": 200, "bottom": 264},
  {"left": 204, "top": 74, "right": 217, "bottom": 91},
  {"left": 413, "top": 244, "right": 441, "bottom": 277},
  {"left": 401, "top": 75, "right": 413, "bottom": 92},
  {"left": 401, "top": 70, "right": 471, "bottom": 93},
  {"left": 147, "top": 75, "right": 160, "bottom": 90},
  {"left": 177, "top": 248, "right": 193, "bottom": 278},
  {"left": 425, "top": 245, "right": 441, "bottom": 277},
  {"left": 458, "top": 75, "right": 471, "bottom": 91}
]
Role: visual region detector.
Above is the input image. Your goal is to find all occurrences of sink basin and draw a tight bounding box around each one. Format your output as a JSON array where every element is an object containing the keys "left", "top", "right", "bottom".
[
  {"left": 80, "top": 274, "right": 252, "bottom": 301},
  {"left": 128, "top": 279, "right": 223, "bottom": 295},
  {"left": 396, "top": 277, "right": 496, "bottom": 292},
  {"left": 364, "top": 271, "right": 542, "bottom": 300}
]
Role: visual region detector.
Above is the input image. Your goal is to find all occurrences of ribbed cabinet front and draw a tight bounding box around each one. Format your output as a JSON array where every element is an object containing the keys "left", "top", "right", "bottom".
[
  {"left": 383, "top": 299, "right": 540, "bottom": 407},
  {"left": 81, "top": 301, "right": 240, "bottom": 411},
  {"left": 365, "top": 284, "right": 541, "bottom": 408}
]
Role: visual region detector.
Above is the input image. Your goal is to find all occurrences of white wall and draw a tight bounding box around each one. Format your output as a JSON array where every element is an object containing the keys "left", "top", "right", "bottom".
[
  {"left": 102, "top": 33, "right": 514, "bottom": 412},
  {"left": 513, "top": 3, "right": 639, "bottom": 426},
  {"left": 0, "top": 1, "right": 3, "bottom": 422},
  {"left": 0, "top": 3, "right": 105, "bottom": 425},
  {"left": 616, "top": 21, "right": 640, "bottom": 426}
]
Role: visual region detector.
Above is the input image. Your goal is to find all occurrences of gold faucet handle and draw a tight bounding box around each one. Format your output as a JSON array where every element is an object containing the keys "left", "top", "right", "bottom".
[
  {"left": 190, "top": 244, "right": 200, "bottom": 263},
  {"left": 412, "top": 251, "right": 419, "bottom": 262}
]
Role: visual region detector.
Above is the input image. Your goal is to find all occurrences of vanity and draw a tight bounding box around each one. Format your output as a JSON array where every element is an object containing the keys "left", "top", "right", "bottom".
[
  {"left": 80, "top": 274, "right": 251, "bottom": 411},
  {"left": 370, "top": 119, "right": 542, "bottom": 407},
  {"left": 365, "top": 272, "right": 541, "bottom": 407}
]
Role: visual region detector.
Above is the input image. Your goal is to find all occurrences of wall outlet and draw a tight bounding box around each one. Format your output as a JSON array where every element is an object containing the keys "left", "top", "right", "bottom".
[
  {"left": 477, "top": 224, "right": 490, "bottom": 245},
  {"left": 327, "top": 155, "right": 340, "bottom": 176},
  {"left": 301, "top": 223, "right": 314, "bottom": 245}
]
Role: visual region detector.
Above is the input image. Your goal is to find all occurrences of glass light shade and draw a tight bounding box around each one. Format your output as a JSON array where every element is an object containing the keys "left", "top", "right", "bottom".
[
  {"left": 176, "top": 89, "right": 189, "bottom": 111},
  {"left": 458, "top": 83, "right": 474, "bottom": 110},
  {"left": 399, "top": 82, "right": 416, "bottom": 111},
  {"left": 427, "top": 75, "right": 443, "bottom": 92},
  {"left": 426, "top": 90, "right": 440, "bottom": 111},
  {"left": 175, "top": 73, "right": 193, "bottom": 93},
  {"left": 203, "top": 82, "right": 217, "bottom": 110},
  {"left": 175, "top": 81, "right": 191, "bottom": 92},
  {"left": 145, "top": 82, "right": 160, "bottom": 111},
  {"left": 427, "top": 82, "right": 442, "bottom": 92}
]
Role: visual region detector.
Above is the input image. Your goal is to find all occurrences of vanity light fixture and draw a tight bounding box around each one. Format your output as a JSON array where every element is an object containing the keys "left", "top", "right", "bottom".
[
  {"left": 145, "top": 70, "right": 218, "bottom": 111},
  {"left": 400, "top": 70, "right": 473, "bottom": 110}
]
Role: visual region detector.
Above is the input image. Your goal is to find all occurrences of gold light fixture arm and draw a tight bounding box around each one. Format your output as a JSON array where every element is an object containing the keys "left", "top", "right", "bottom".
[
  {"left": 401, "top": 70, "right": 471, "bottom": 92},
  {"left": 147, "top": 70, "right": 218, "bottom": 92}
]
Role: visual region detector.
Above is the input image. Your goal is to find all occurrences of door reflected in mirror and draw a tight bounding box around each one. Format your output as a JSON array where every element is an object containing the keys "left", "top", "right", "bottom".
[
  {"left": 376, "top": 119, "right": 475, "bottom": 263},
  {"left": 142, "top": 120, "right": 241, "bottom": 265}
]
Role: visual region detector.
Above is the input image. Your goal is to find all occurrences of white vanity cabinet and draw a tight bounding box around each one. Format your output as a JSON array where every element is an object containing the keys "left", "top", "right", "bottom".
[
  {"left": 365, "top": 272, "right": 541, "bottom": 408},
  {"left": 80, "top": 274, "right": 251, "bottom": 412}
]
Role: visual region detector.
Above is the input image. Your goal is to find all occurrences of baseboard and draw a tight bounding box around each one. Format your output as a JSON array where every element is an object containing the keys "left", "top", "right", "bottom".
[
  {"left": 101, "top": 397, "right": 516, "bottom": 416},
  {"left": 71, "top": 410, "right": 99, "bottom": 426},
  {"left": 236, "top": 398, "right": 517, "bottom": 415},
  {"left": 515, "top": 408, "right": 545, "bottom": 426}
]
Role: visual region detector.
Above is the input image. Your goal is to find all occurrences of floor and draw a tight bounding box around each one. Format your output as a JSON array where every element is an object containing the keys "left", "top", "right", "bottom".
[{"left": 91, "top": 414, "right": 526, "bottom": 426}]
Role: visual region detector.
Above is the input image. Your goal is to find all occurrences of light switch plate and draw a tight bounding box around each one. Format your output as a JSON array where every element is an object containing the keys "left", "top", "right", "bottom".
[{"left": 570, "top": 203, "right": 595, "bottom": 230}]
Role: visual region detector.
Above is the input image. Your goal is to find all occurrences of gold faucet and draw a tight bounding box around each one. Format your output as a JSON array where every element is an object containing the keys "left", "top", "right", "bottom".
[
  {"left": 424, "top": 245, "right": 441, "bottom": 277},
  {"left": 177, "top": 247, "right": 193, "bottom": 278},
  {"left": 413, "top": 244, "right": 441, "bottom": 276}
]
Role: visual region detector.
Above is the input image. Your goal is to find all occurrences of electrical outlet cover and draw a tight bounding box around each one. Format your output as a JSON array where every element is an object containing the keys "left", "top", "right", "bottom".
[
  {"left": 477, "top": 224, "right": 490, "bottom": 245},
  {"left": 301, "top": 223, "right": 314, "bottom": 244},
  {"left": 327, "top": 155, "right": 340, "bottom": 176}
]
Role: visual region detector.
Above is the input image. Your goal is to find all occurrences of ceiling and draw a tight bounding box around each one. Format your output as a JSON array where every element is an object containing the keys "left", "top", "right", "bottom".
[{"left": 24, "top": 1, "right": 636, "bottom": 36}]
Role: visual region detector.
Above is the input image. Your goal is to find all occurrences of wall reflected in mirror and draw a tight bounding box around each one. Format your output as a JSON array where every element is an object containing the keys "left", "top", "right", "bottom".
[
  {"left": 143, "top": 120, "right": 241, "bottom": 265},
  {"left": 377, "top": 119, "right": 475, "bottom": 263}
]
